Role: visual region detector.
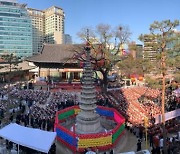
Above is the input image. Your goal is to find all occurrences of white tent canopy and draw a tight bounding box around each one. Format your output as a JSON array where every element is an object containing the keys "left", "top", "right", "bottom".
[{"left": 0, "top": 123, "right": 56, "bottom": 153}]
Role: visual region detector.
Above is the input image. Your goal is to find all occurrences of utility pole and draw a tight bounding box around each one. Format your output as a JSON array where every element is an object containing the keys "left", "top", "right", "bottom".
[{"left": 144, "top": 117, "right": 149, "bottom": 149}]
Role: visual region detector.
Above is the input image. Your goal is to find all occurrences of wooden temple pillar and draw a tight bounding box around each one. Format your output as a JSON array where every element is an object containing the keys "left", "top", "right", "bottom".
[{"left": 38, "top": 66, "right": 41, "bottom": 77}]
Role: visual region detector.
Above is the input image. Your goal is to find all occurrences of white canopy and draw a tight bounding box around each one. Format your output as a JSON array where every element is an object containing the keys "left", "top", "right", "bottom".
[{"left": 0, "top": 123, "right": 56, "bottom": 153}]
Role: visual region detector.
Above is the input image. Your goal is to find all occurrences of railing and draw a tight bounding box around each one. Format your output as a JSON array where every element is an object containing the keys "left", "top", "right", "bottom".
[{"left": 54, "top": 105, "right": 125, "bottom": 152}]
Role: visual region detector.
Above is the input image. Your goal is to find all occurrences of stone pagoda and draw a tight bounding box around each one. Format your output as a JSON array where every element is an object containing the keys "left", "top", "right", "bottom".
[{"left": 75, "top": 39, "right": 104, "bottom": 134}]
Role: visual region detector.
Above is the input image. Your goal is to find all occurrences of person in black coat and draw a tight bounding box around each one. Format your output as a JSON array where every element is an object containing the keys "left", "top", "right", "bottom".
[
  {"left": 9, "top": 113, "right": 13, "bottom": 122},
  {"left": 110, "top": 149, "right": 114, "bottom": 154},
  {"left": 137, "top": 139, "right": 142, "bottom": 151},
  {"left": 139, "top": 128, "right": 143, "bottom": 139},
  {"left": 151, "top": 146, "right": 156, "bottom": 154},
  {"left": 149, "top": 133, "right": 153, "bottom": 147},
  {"left": 49, "top": 143, "right": 56, "bottom": 154},
  {"left": 156, "top": 146, "right": 161, "bottom": 154}
]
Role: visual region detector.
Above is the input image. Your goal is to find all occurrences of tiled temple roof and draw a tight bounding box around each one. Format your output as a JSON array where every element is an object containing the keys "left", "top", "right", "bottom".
[{"left": 27, "top": 44, "right": 85, "bottom": 64}]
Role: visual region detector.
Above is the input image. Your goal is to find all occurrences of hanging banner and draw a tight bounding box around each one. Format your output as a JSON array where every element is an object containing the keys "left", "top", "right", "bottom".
[{"left": 155, "top": 109, "right": 180, "bottom": 124}]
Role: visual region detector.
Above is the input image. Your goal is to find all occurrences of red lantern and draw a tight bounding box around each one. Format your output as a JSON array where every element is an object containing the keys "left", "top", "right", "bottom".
[
  {"left": 80, "top": 62, "right": 84, "bottom": 68},
  {"left": 100, "top": 59, "right": 104, "bottom": 66}
]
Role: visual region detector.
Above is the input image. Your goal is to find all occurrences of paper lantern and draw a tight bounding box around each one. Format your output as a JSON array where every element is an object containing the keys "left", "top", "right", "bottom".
[
  {"left": 131, "top": 78, "right": 135, "bottom": 82},
  {"left": 139, "top": 76, "right": 143, "bottom": 81}
]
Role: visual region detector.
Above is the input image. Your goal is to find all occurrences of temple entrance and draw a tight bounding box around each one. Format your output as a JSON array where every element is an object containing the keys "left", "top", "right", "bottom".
[
  {"left": 74, "top": 72, "right": 80, "bottom": 80},
  {"left": 38, "top": 68, "right": 83, "bottom": 83},
  {"left": 62, "top": 72, "right": 67, "bottom": 81}
]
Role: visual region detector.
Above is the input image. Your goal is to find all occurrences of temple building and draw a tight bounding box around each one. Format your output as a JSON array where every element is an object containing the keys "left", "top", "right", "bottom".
[
  {"left": 0, "top": 61, "right": 36, "bottom": 83},
  {"left": 27, "top": 44, "right": 84, "bottom": 83}
]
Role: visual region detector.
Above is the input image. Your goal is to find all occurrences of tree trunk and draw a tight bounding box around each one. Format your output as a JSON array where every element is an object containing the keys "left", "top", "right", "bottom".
[
  {"left": 100, "top": 70, "right": 108, "bottom": 93},
  {"left": 9, "top": 63, "right": 12, "bottom": 83},
  {"left": 161, "top": 50, "right": 167, "bottom": 154},
  {"left": 102, "top": 73, "right": 108, "bottom": 93}
]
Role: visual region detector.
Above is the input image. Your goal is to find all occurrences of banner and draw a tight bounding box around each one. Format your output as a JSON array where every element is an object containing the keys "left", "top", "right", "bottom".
[{"left": 155, "top": 109, "right": 180, "bottom": 124}]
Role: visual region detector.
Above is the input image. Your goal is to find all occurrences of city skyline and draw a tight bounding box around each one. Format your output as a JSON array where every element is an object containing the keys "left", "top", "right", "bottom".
[{"left": 19, "top": 0, "right": 180, "bottom": 44}]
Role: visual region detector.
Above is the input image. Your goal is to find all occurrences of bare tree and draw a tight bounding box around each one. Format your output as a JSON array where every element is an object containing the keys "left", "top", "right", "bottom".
[
  {"left": 74, "top": 24, "right": 131, "bottom": 91},
  {"left": 1, "top": 52, "right": 21, "bottom": 82}
]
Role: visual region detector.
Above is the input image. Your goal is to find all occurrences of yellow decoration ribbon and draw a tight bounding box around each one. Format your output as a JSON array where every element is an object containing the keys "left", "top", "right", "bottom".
[{"left": 78, "top": 136, "right": 112, "bottom": 148}]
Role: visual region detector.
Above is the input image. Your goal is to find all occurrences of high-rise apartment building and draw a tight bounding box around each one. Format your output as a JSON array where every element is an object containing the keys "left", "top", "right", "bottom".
[
  {"left": 143, "top": 34, "right": 157, "bottom": 61},
  {"left": 27, "top": 6, "right": 65, "bottom": 54},
  {"left": 0, "top": 0, "right": 33, "bottom": 58},
  {"left": 44, "top": 6, "right": 64, "bottom": 44}
]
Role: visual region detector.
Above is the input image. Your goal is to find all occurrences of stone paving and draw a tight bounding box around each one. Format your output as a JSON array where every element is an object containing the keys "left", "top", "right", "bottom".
[{"left": 116, "top": 130, "right": 150, "bottom": 153}]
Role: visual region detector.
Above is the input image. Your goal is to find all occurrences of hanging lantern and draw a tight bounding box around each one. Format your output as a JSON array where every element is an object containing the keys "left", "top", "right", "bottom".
[
  {"left": 80, "top": 61, "right": 84, "bottom": 68},
  {"left": 97, "top": 60, "right": 104, "bottom": 67},
  {"left": 131, "top": 77, "right": 135, "bottom": 82},
  {"left": 99, "top": 59, "right": 104, "bottom": 66},
  {"left": 130, "top": 74, "right": 135, "bottom": 78},
  {"left": 139, "top": 76, "right": 143, "bottom": 81}
]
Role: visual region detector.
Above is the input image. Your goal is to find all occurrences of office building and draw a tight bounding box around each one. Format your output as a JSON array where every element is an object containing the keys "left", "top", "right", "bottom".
[
  {"left": 64, "top": 34, "right": 72, "bottom": 44},
  {"left": 27, "top": 6, "right": 65, "bottom": 54},
  {"left": 27, "top": 8, "right": 44, "bottom": 55},
  {"left": 0, "top": 0, "right": 33, "bottom": 58}
]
